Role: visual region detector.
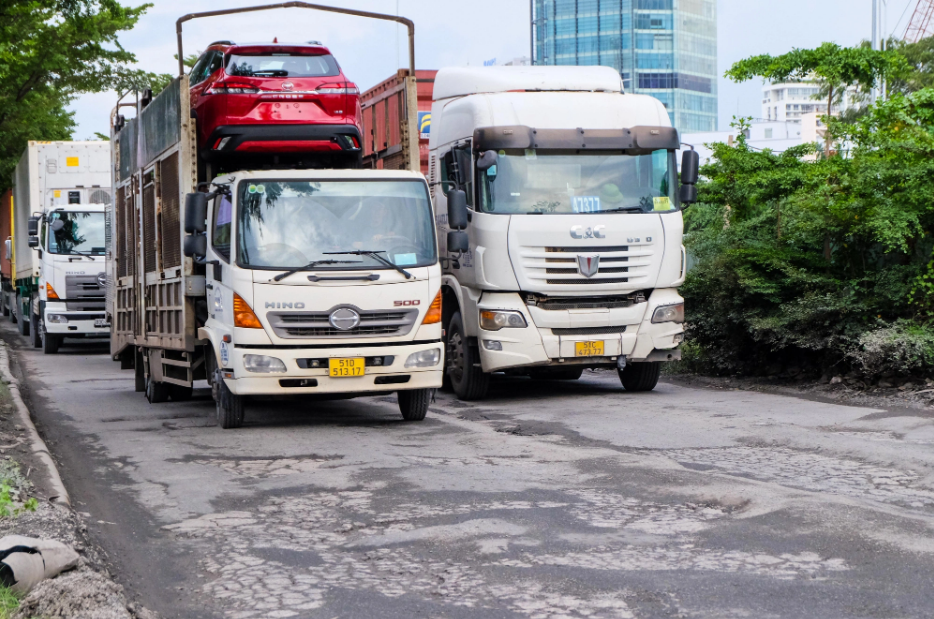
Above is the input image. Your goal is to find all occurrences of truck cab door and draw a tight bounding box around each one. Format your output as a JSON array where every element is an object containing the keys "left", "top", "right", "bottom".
[
  {"left": 206, "top": 194, "right": 233, "bottom": 329},
  {"left": 440, "top": 144, "right": 480, "bottom": 288}
]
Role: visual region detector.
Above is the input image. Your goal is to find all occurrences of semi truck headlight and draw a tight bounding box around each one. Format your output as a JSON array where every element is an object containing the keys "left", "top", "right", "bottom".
[
  {"left": 405, "top": 348, "right": 441, "bottom": 368},
  {"left": 46, "top": 314, "right": 68, "bottom": 324},
  {"left": 479, "top": 310, "right": 527, "bottom": 331},
  {"left": 243, "top": 354, "right": 287, "bottom": 373},
  {"left": 651, "top": 303, "right": 684, "bottom": 324}
]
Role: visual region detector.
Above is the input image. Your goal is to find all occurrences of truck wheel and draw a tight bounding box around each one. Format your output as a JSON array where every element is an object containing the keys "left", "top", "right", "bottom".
[
  {"left": 530, "top": 368, "right": 584, "bottom": 381},
  {"left": 145, "top": 375, "right": 171, "bottom": 403},
  {"left": 16, "top": 300, "right": 28, "bottom": 336},
  {"left": 41, "top": 324, "right": 60, "bottom": 354},
  {"left": 398, "top": 389, "right": 430, "bottom": 421},
  {"left": 618, "top": 362, "right": 661, "bottom": 392},
  {"left": 445, "top": 312, "right": 489, "bottom": 401},
  {"left": 215, "top": 370, "right": 244, "bottom": 429}
]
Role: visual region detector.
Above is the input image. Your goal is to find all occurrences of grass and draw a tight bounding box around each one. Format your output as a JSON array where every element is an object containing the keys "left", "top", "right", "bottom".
[{"left": 0, "top": 584, "right": 18, "bottom": 618}]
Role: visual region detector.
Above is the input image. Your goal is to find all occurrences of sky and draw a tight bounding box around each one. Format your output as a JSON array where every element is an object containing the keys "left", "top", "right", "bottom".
[{"left": 68, "top": 0, "right": 919, "bottom": 138}]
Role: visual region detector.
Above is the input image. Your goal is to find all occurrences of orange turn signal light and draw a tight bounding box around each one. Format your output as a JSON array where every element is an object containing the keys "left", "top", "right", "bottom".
[
  {"left": 233, "top": 293, "right": 263, "bottom": 329},
  {"left": 46, "top": 283, "right": 59, "bottom": 299},
  {"left": 422, "top": 291, "right": 442, "bottom": 325}
]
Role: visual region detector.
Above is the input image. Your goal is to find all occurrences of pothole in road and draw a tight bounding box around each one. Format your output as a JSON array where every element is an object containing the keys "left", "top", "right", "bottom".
[
  {"left": 187, "top": 454, "right": 344, "bottom": 479},
  {"left": 670, "top": 446, "right": 934, "bottom": 509},
  {"left": 165, "top": 487, "right": 847, "bottom": 618}
]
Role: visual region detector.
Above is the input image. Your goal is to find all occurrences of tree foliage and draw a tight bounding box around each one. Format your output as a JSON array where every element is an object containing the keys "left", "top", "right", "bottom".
[
  {"left": 0, "top": 0, "right": 166, "bottom": 192},
  {"left": 683, "top": 87, "right": 934, "bottom": 379}
]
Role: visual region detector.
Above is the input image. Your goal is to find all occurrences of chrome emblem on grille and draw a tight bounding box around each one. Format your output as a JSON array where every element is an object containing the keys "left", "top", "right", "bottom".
[
  {"left": 282, "top": 81, "right": 294, "bottom": 91},
  {"left": 97, "top": 272, "right": 106, "bottom": 287},
  {"left": 570, "top": 225, "right": 606, "bottom": 239},
  {"left": 577, "top": 255, "right": 601, "bottom": 278},
  {"left": 328, "top": 307, "right": 360, "bottom": 331}
]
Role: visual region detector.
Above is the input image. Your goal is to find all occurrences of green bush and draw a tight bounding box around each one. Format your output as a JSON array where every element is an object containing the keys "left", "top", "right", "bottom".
[{"left": 683, "top": 90, "right": 934, "bottom": 379}]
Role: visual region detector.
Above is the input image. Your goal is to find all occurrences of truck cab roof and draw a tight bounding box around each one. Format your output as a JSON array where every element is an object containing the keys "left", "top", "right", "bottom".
[{"left": 433, "top": 66, "right": 623, "bottom": 101}]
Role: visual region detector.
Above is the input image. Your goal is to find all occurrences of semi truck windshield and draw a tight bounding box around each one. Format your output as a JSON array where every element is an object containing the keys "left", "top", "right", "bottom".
[
  {"left": 237, "top": 180, "right": 437, "bottom": 270},
  {"left": 47, "top": 211, "right": 106, "bottom": 255},
  {"left": 478, "top": 149, "right": 678, "bottom": 215}
]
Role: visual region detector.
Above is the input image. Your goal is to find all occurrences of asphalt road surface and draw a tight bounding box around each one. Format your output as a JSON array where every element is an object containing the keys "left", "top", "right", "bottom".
[{"left": 4, "top": 322, "right": 934, "bottom": 619}]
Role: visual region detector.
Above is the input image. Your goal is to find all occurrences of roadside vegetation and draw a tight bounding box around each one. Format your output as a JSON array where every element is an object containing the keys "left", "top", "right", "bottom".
[{"left": 681, "top": 39, "right": 934, "bottom": 382}]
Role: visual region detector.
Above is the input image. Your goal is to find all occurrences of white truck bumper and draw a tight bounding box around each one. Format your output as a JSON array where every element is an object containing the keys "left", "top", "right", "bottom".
[
  {"left": 43, "top": 304, "right": 109, "bottom": 336},
  {"left": 222, "top": 341, "right": 444, "bottom": 396},
  {"left": 476, "top": 290, "right": 684, "bottom": 372}
]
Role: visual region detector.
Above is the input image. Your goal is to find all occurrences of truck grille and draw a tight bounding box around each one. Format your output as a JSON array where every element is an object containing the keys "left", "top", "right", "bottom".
[
  {"left": 64, "top": 275, "right": 105, "bottom": 311},
  {"left": 552, "top": 326, "right": 627, "bottom": 336},
  {"left": 519, "top": 244, "right": 655, "bottom": 287},
  {"left": 267, "top": 308, "right": 418, "bottom": 339},
  {"left": 528, "top": 293, "right": 646, "bottom": 311}
]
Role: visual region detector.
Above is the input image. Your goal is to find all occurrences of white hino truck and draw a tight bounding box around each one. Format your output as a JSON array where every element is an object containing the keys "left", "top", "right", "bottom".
[
  {"left": 7, "top": 141, "right": 112, "bottom": 353},
  {"left": 108, "top": 5, "right": 442, "bottom": 428},
  {"left": 429, "top": 67, "right": 699, "bottom": 400}
]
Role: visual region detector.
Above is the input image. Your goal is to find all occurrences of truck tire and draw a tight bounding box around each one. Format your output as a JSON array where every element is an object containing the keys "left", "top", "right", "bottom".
[
  {"left": 618, "top": 362, "right": 661, "bottom": 392},
  {"left": 445, "top": 312, "right": 490, "bottom": 401},
  {"left": 41, "top": 324, "right": 61, "bottom": 354},
  {"left": 145, "top": 375, "right": 171, "bottom": 403},
  {"left": 30, "top": 313, "right": 42, "bottom": 348},
  {"left": 398, "top": 388, "right": 430, "bottom": 421},
  {"left": 16, "top": 299, "right": 28, "bottom": 337},
  {"left": 215, "top": 371, "right": 244, "bottom": 429},
  {"left": 530, "top": 368, "right": 584, "bottom": 381},
  {"left": 134, "top": 351, "right": 146, "bottom": 393}
]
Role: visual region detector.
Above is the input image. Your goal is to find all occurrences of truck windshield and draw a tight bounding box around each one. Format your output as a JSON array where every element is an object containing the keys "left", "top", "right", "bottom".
[
  {"left": 47, "top": 211, "right": 106, "bottom": 255},
  {"left": 237, "top": 180, "right": 437, "bottom": 271},
  {"left": 478, "top": 149, "right": 678, "bottom": 215}
]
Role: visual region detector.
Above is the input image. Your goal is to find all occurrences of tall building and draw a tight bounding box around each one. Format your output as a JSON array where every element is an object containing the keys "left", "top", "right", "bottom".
[
  {"left": 762, "top": 82, "right": 861, "bottom": 123},
  {"left": 531, "top": 0, "right": 718, "bottom": 134}
]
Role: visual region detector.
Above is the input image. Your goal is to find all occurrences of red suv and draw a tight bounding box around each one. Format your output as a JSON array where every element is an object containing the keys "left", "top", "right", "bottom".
[{"left": 188, "top": 41, "right": 363, "bottom": 163}]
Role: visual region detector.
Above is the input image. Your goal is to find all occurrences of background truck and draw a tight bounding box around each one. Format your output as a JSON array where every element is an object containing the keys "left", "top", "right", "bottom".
[
  {"left": 5, "top": 141, "right": 112, "bottom": 353},
  {"left": 423, "top": 66, "right": 698, "bottom": 400},
  {"left": 108, "top": 4, "right": 442, "bottom": 428}
]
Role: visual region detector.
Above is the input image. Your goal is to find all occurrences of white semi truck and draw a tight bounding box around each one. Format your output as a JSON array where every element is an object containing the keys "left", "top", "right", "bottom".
[
  {"left": 429, "top": 67, "right": 698, "bottom": 400},
  {"left": 108, "top": 4, "right": 442, "bottom": 428},
  {"left": 7, "top": 141, "right": 112, "bottom": 353}
]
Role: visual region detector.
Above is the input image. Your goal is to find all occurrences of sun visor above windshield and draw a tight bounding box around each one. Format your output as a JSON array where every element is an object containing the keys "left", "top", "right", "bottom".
[{"left": 473, "top": 126, "right": 680, "bottom": 152}]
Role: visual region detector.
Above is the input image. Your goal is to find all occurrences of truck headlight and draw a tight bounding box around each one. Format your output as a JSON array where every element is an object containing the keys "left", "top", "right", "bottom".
[
  {"left": 479, "top": 310, "right": 528, "bottom": 331},
  {"left": 243, "top": 354, "right": 287, "bottom": 373},
  {"left": 652, "top": 303, "right": 685, "bottom": 324},
  {"left": 46, "top": 314, "right": 68, "bottom": 324},
  {"left": 405, "top": 348, "right": 441, "bottom": 368}
]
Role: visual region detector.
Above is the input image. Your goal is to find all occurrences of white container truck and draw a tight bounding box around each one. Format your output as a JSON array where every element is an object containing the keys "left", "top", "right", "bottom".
[
  {"left": 8, "top": 141, "right": 112, "bottom": 353},
  {"left": 429, "top": 67, "right": 699, "bottom": 400},
  {"left": 108, "top": 5, "right": 442, "bottom": 428}
]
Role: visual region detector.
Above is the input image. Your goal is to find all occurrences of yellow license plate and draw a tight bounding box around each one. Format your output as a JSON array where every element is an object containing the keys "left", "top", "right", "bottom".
[
  {"left": 329, "top": 358, "right": 365, "bottom": 378},
  {"left": 575, "top": 341, "right": 604, "bottom": 357}
]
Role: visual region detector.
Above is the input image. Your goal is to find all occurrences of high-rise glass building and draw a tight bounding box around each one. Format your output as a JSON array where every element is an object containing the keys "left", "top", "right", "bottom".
[{"left": 531, "top": 0, "right": 718, "bottom": 133}]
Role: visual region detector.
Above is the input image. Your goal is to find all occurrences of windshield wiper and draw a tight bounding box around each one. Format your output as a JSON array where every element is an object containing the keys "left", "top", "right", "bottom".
[
  {"left": 600, "top": 206, "right": 646, "bottom": 214},
  {"left": 272, "top": 259, "right": 361, "bottom": 282},
  {"left": 324, "top": 250, "right": 413, "bottom": 280},
  {"left": 65, "top": 249, "right": 93, "bottom": 260}
]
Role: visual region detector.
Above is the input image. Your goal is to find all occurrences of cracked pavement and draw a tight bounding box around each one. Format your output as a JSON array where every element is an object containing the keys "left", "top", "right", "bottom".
[{"left": 5, "top": 325, "right": 934, "bottom": 618}]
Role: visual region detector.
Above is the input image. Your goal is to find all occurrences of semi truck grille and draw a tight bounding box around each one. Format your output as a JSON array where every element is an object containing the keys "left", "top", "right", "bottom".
[
  {"left": 267, "top": 309, "right": 418, "bottom": 339},
  {"left": 519, "top": 243, "right": 655, "bottom": 287},
  {"left": 528, "top": 293, "right": 646, "bottom": 311},
  {"left": 64, "top": 275, "right": 106, "bottom": 310}
]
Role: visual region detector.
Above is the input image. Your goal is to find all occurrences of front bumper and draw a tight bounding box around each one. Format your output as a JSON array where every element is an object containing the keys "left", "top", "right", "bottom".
[
  {"left": 476, "top": 290, "right": 684, "bottom": 372},
  {"left": 43, "top": 305, "right": 109, "bottom": 336},
  {"left": 223, "top": 340, "right": 444, "bottom": 396}
]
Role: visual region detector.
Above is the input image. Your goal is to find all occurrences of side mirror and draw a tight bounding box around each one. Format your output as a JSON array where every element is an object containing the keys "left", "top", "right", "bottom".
[
  {"left": 27, "top": 216, "right": 40, "bottom": 236},
  {"left": 680, "top": 184, "right": 698, "bottom": 205},
  {"left": 28, "top": 236, "right": 39, "bottom": 248},
  {"left": 681, "top": 150, "right": 699, "bottom": 186},
  {"left": 447, "top": 230, "right": 469, "bottom": 253},
  {"left": 183, "top": 234, "right": 207, "bottom": 259},
  {"left": 184, "top": 193, "right": 208, "bottom": 233},
  {"left": 51, "top": 220, "right": 65, "bottom": 232},
  {"left": 477, "top": 150, "right": 498, "bottom": 171},
  {"left": 447, "top": 190, "right": 468, "bottom": 230}
]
